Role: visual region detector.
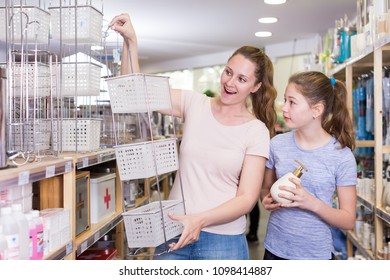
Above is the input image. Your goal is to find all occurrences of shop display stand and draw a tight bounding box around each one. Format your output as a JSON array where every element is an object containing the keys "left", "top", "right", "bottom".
[
  {"left": 328, "top": 34, "right": 390, "bottom": 259},
  {"left": 106, "top": 69, "right": 185, "bottom": 257},
  {"left": 2, "top": 2, "right": 60, "bottom": 166}
]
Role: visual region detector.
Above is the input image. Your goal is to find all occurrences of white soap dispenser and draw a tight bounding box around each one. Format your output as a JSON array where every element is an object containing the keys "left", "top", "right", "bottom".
[{"left": 270, "top": 160, "right": 307, "bottom": 204}]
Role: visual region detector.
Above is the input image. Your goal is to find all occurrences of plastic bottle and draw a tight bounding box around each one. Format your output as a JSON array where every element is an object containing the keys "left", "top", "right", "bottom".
[
  {"left": 0, "top": 225, "right": 9, "bottom": 260},
  {"left": 0, "top": 206, "right": 20, "bottom": 260},
  {"left": 11, "top": 204, "right": 30, "bottom": 260},
  {"left": 270, "top": 160, "right": 308, "bottom": 204},
  {"left": 31, "top": 210, "right": 44, "bottom": 259},
  {"left": 25, "top": 212, "right": 37, "bottom": 260}
]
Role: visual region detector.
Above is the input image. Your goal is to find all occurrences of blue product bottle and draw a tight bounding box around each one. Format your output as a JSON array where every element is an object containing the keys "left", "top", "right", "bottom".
[{"left": 365, "top": 77, "right": 374, "bottom": 133}]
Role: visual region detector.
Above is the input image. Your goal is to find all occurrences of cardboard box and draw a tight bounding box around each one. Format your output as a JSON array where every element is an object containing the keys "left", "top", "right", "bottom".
[{"left": 90, "top": 173, "right": 116, "bottom": 224}]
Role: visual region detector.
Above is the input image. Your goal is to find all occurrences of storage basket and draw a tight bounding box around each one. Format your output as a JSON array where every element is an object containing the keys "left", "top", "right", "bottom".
[
  {"left": 10, "top": 119, "right": 51, "bottom": 151},
  {"left": 49, "top": 5, "right": 103, "bottom": 44},
  {"left": 11, "top": 63, "right": 53, "bottom": 97},
  {"left": 54, "top": 118, "right": 101, "bottom": 152},
  {"left": 122, "top": 200, "right": 184, "bottom": 248},
  {"left": 61, "top": 62, "right": 101, "bottom": 96},
  {"left": 114, "top": 138, "right": 179, "bottom": 181},
  {"left": 0, "top": 6, "right": 50, "bottom": 44},
  {"left": 106, "top": 74, "right": 172, "bottom": 113}
]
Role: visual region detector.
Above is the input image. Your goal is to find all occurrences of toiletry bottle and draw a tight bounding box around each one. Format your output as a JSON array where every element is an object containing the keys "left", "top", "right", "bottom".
[
  {"left": 11, "top": 203, "right": 29, "bottom": 260},
  {"left": 31, "top": 210, "right": 44, "bottom": 259},
  {"left": 0, "top": 225, "right": 9, "bottom": 260},
  {"left": 270, "top": 160, "right": 307, "bottom": 204},
  {"left": 0, "top": 206, "right": 20, "bottom": 260}
]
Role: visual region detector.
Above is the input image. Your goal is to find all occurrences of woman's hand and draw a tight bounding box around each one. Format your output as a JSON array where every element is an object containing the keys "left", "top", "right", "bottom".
[
  {"left": 166, "top": 212, "right": 203, "bottom": 251},
  {"left": 110, "top": 13, "right": 137, "bottom": 43},
  {"left": 261, "top": 192, "right": 282, "bottom": 211}
]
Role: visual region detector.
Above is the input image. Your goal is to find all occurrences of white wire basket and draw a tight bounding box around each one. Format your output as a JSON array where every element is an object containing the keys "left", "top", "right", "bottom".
[
  {"left": 11, "top": 63, "right": 53, "bottom": 97},
  {"left": 0, "top": 6, "right": 50, "bottom": 44},
  {"left": 61, "top": 62, "right": 101, "bottom": 96},
  {"left": 106, "top": 74, "right": 172, "bottom": 113},
  {"left": 49, "top": 5, "right": 103, "bottom": 44},
  {"left": 54, "top": 118, "right": 102, "bottom": 152},
  {"left": 114, "top": 138, "right": 179, "bottom": 181},
  {"left": 122, "top": 200, "right": 184, "bottom": 248},
  {"left": 10, "top": 119, "right": 51, "bottom": 151}
]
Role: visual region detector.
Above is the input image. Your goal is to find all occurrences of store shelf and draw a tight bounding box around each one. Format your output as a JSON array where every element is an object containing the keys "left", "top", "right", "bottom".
[
  {"left": 357, "top": 195, "right": 374, "bottom": 212},
  {"left": 376, "top": 207, "right": 390, "bottom": 224},
  {"left": 62, "top": 147, "right": 116, "bottom": 170},
  {"left": 346, "top": 231, "right": 375, "bottom": 260},
  {"left": 75, "top": 212, "right": 123, "bottom": 257},
  {"left": 0, "top": 158, "right": 73, "bottom": 187}
]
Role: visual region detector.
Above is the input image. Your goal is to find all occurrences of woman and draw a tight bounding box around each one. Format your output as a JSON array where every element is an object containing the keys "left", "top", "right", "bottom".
[{"left": 110, "top": 13, "right": 277, "bottom": 260}]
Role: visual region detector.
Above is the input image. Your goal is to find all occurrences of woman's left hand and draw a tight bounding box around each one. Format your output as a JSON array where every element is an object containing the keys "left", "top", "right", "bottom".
[
  {"left": 166, "top": 213, "right": 203, "bottom": 251},
  {"left": 278, "top": 177, "right": 317, "bottom": 211}
]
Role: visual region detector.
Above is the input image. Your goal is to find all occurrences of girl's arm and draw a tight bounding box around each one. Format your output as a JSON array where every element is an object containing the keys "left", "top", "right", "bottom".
[{"left": 261, "top": 167, "right": 281, "bottom": 211}]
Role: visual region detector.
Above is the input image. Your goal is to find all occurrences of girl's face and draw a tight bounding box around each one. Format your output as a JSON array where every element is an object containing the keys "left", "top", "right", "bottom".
[
  {"left": 220, "top": 54, "right": 261, "bottom": 105},
  {"left": 282, "top": 83, "right": 315, "bottom": 129}
]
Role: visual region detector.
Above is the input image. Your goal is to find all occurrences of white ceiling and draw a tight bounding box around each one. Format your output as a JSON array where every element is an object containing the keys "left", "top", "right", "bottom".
[{"left": 102, "top": 0, "right": 358, "bottom": 71}]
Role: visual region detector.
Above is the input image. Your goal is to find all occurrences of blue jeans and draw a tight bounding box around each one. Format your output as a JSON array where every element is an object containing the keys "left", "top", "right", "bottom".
[{"left": 153, "top": 231, "right": 249, "bottom": 260}]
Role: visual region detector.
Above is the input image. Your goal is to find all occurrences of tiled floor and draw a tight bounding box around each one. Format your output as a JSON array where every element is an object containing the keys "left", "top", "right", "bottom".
[{"left": 247, "top": 202, "right": 270, "bottom": 260}]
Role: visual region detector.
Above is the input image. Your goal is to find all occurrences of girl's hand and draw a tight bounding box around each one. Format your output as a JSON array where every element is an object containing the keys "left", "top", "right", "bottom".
[
  {"left": 278, "top": 177, "right": 317, "bottom": 211},
  {"left": 261, "top": 192, "right": 282, "bottom": 211},
  {"left": 166, "top": 213, "right": 203, "bottom": 251}
]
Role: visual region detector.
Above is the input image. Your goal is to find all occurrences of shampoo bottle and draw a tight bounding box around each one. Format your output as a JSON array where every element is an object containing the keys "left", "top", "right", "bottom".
[{"left": 270, "top": 160, "right": 307, "bottom": 204}]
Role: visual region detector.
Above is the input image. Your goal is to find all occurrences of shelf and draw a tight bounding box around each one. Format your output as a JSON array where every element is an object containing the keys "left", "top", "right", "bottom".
[
  {"left": 75, "top": 212, "right": 123, "bottom": 257},
  {"left": 346, "top": 230, "right": 375, "bottom": 260},
  {"left": 44, "top": 242, "right": 72, "bottom": 260},
  {"left": 376, "top": 207, "right": 390, "bottom": 224},
  {"left": 357, "top": 195, "right": 374, "bottom": 212},
  {"left": 0, "top": 158, "right": 73, "bottom": 187},
  {"left": 61, "top": 147, "right": 116, "bottom": 170}
]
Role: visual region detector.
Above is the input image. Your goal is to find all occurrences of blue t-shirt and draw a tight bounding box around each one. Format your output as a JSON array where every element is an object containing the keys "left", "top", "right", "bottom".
[{"left": 264, "top": 130, "right": 357, "bottom": 260}]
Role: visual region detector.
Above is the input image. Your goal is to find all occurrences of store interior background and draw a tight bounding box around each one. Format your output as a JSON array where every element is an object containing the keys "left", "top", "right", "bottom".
[{"left": 3, "top": 0, "right": 386, "bottom": 261}]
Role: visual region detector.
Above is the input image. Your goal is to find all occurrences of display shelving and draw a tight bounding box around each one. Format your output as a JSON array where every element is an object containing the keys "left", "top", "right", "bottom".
[{"left": 328, "top": 33, "right": 390, "bottom": 259}]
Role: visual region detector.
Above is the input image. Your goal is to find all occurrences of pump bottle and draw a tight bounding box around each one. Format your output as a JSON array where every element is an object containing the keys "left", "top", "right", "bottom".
[{"left": 270, "top": 160, "right": 307, "bottom": 204}]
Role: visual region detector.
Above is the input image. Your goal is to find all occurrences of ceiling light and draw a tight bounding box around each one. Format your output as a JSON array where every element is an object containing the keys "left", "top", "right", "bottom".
[
  {"left": 255, "top": 31, "right": 272, "bottom": 37},
  {"left": 258, "top": 17, "right": 278, "bottom": 23},
  {"left": 264, "top": 0, "right": 286, "bottom": 4}
]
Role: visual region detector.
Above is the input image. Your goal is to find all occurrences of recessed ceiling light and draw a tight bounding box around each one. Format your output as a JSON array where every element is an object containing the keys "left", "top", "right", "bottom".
[
  {"left": 264, "top": 0, "right": 286, "bottom": 4},
  {"left": 255, "top": 31, "right": 272, "bottom": 37},
  {"left": 258, "top": 17, "right": 278, "bottom": 23}
]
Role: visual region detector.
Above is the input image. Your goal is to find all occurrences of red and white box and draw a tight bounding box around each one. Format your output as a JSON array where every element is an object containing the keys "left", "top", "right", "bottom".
[{"left": 90, "top": 173, "right": 116, "bottom": 224}]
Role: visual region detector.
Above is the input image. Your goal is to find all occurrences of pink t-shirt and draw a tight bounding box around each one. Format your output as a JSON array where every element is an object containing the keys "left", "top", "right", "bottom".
[{"left": 169, "top": 90, "right": 270, "bottom": 235}]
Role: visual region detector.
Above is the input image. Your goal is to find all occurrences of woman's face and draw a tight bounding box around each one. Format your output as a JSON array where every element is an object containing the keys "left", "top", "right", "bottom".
[
  {"left": 220, "top": 54, "right": 261, "bottom": 105},
  {"left": 281, "top": 83, "right": 314, "bottom": 129}
]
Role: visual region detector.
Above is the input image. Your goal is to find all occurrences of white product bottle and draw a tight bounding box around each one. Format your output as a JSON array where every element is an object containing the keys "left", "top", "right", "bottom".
[
  {"left": 0, "top": 225, "right": 9, "bottom": 260},
  {"left": 270, "top": 160, "right": 307, "bottom": 204},
  {"left": 0, "top": 206, "right": 20, "bottom": 260},
  {"left": 11, "top": 204, "right": 30, "bottom": 260}
]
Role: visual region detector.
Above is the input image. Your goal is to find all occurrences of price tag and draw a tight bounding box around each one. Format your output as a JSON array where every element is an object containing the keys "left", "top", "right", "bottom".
[
  {"left": 94, "top": 232, "right": 100, "bottom": 242},
  {"left": 45, "top": 165, "right": 55, "bottom": 178},
  {"left": 65, "top": 241, "right": 73, "bottom": 256},
  {"left": 65, "top": 161, "right": 72, "bottom": 173},
  {"left": 81, "top": 241, "right": 88, "bottom": 253},
  {"left": 98, "top": 154, "right": 103, "bottom": 163},
  {"left": 18, "top": 171, "right": 30, "bottom": 186},
  {"left": 82, "top": 157, "right": 89, "bottom": 168}
]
